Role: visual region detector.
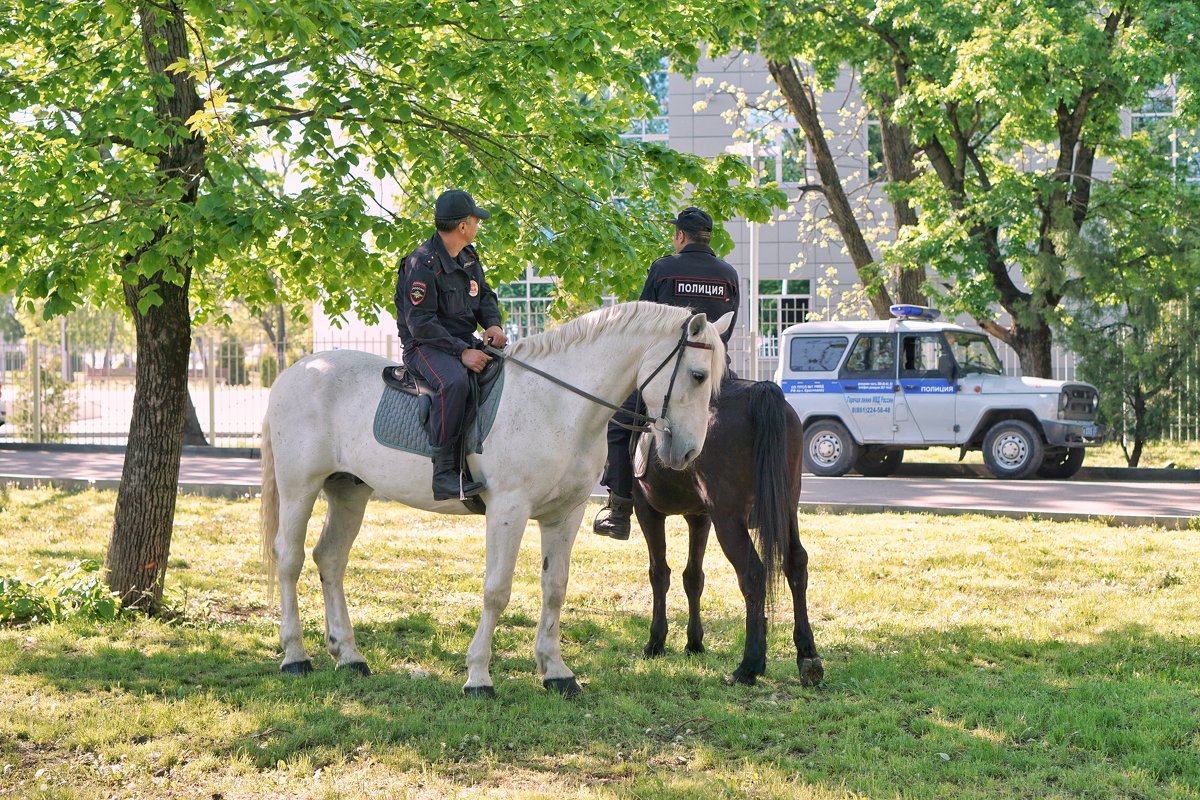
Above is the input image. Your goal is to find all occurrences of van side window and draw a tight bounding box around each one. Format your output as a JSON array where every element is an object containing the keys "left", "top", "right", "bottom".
[
  {"left": 789, "top": 336, "right": 849, "bottom": 372},
  {"left": 900, "top": 334, "right": 951, "bottom": 378},
  {"left": 840, "top": 334, "right": 895, "bottom": 378}
]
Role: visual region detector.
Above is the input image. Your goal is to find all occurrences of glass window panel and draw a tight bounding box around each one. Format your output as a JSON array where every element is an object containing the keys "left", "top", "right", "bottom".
[
  {"left": 841, "top": 334, "right": 895, "bottom": 378},
  {"left": 790, "top": 336, "right": 849, "bottom": 372}
]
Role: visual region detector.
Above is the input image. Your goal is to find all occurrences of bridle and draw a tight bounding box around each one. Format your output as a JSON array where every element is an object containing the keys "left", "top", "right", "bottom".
[{"left": 483, "top": 314, "right": 715, "bottom": 434}]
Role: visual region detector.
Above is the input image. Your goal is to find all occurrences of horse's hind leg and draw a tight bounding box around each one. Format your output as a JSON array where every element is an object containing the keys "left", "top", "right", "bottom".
[
  {"left": 713, "top": 515, "right": 768, "bottom": 686},
  {"left": 638, "top": 503, "right": 671, "bottom": 658},
  {"left": 682, "top": 514, "right": 711, "bottom": 655},
  {"left": 534, "top": 502, "right": 588, "bottom": 697},
  {"left": 786, "top": 517, "right": 824, "bottom": 686},
  {"left": 464, "top": 501, "right": 531, "bottom": 697},
  {"left": 276, "top": 483, "right": 322, "bottom": 673},
  {"left": 313, "top": 476, "right": 374, "bottom": 674}
]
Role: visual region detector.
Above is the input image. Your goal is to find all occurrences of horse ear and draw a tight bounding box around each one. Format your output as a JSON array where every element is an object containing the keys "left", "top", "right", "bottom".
[
  {"left": 713, "top": 311, "right": 734, "bottom": 337},
  {"left": 687, "top": 313, "right": 708, "bottom": 338}
]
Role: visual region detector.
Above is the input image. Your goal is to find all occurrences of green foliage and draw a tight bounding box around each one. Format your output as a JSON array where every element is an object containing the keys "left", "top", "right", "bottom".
[
  {"left": 218, "top": 339, "right": 248, "bottom": 386},
  {"left": 1055, "top": 164, "right": 1200, "bottom": 465},
  {"left": 0, "top": 560, "right": 124, "bottom": 625},
  {"left": 259, "top": 351, "right": 278, "bottom": 387},
  {"left": 8, "top": 357, "right": 78, "bottom": 442},
  {"left": 0, "top": 0, "right": 781, "bottom": 319}
]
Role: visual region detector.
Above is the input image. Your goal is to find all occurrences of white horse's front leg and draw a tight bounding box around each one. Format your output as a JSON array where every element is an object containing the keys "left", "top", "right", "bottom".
[
  {"left": 534, "top": 502, "right": 588, "bottom": 697},
  {"left": 464, "top": 503, "right": 530, "bottom": 697}
]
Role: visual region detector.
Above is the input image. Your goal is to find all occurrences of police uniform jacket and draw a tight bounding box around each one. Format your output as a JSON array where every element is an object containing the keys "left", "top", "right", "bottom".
[
  {"left": 639, "top": 243, "right": 740, "bottom": 344},
  {"left": 395, "top": 234, "right": 502, "bottom": 356}
]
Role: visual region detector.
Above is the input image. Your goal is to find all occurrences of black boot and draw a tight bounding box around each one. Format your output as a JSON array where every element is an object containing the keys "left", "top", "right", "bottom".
[
  {"left": 431, "top": 441, "right": 485, "bottom": 501},
  {"left": 593, "top": 493, "right": 634, "bottom": 540}
]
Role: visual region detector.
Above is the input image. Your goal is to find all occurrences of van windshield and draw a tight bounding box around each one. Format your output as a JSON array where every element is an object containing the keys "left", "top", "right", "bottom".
[{"left": 944, "top": 332, "right": 1004, "bottom": 376}]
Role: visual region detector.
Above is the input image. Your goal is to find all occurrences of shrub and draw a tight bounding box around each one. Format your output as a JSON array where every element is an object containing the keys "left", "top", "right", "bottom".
[
  {"left": 219, "top": 339, "right": 248, "bottom": 386},
  {"left": 260, "top": 351, "right": 279, "bottom": 387},
  {"left": 0, "top": 560, "right": 124, "bottom": 625},
  {"left": 8, "top": 357, "right": 78, "bottom": 442}
]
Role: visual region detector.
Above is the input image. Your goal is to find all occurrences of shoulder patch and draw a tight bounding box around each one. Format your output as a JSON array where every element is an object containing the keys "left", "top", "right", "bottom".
[{"left": 409, "top": 280, "right": 427, "bottom": 305}]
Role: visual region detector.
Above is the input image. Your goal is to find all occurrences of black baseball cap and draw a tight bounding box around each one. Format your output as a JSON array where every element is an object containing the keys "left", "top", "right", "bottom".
[
  {"left": 667, "top": 206, "right": 713, "bottom": 234},
  {"left": 435, "top": 189, "right": 491, "bottom": 221}
]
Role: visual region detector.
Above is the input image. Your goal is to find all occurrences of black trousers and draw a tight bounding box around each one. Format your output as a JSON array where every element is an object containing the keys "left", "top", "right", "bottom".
[
  {"left": 600, "top": 391, "right": 644, "bottom": 500},
  {"left": 600, "top": 368, "right": 739, "bottom": 499},
  {"left": 404, "top": 344, "right": 470, "bottom": 448}
]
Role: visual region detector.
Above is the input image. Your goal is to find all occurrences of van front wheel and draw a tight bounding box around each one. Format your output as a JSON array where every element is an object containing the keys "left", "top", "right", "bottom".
[
  {"left": 982, "top": 420, "right": 1044, "bottom": 479},
  {"left": 804, "top": 420, "right": 859, "bottom": 477}
]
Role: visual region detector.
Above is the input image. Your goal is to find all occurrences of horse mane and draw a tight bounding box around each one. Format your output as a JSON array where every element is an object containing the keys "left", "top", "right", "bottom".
[{"left": 509, "top": 301, "right": 696, "bottom": 360}]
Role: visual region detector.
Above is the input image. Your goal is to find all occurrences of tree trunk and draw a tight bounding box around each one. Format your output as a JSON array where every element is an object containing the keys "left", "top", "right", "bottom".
[
  {"left": 1006, "top": 318, "right": 1054, "bottom": 379},
  {"left": 182, "top": 390, "right": 208, "bottom": 446},
  {"left": 877, "top": 102, "right": 925, "bottom": 305},
  {"left": 275, "top": 304, "right": 287, "bottom": 369},
  {"left": 104, "top": 1, "right": 206, "bottom": 610},
  {"left": 768, "top": 58, "right": 893, "bottom": 318},
  {"left": 103, "top": 315, "right": 117, "bottom": 372}
]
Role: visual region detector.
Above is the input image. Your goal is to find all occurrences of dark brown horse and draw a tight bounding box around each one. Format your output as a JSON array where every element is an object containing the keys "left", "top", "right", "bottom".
[{"left": 633, "top": 378, "right": 823, "bottom": 686}]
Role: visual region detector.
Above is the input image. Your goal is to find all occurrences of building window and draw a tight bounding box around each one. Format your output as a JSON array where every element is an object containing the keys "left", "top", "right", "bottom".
[
  {"left": 866, "top": 116, "right": 885, "bottom": 181},
  {"left": 624, "top": 60, "right": 670, "bottom": 141},
  {"left": 757, "top": 279, "right": 811, "bottom": 358},
  {"left": 1129, "top": 83, "right": 1200, "bottom": 183},
  {"left": 497, "top": 267, "right": 555, "bottom": 340}
]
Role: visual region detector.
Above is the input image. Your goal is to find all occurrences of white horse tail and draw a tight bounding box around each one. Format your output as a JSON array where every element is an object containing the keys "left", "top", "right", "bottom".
[{"left": 260, "top": 414, "right": 279, "bottom": 604}]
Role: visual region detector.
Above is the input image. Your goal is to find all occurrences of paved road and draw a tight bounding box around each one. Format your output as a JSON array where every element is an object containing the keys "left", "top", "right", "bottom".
[{"left": 1, "top": 447, "right": 1196, "bottom": 527}]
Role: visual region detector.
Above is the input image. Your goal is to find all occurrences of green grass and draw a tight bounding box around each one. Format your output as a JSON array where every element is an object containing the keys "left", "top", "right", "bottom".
[
  {"left": 912, "top": 439, "right": 1200, "bottom": 469},
  {"left": 1, "top": 487, "right": 1198, "bottom": 798}
]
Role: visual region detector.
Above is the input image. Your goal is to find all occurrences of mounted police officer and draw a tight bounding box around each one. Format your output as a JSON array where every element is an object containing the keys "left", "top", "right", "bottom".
[
  {"left": 395, "top": 190, "right": 508, "bottom": 501},
  {"left": 593, "top": 206, "right": 741, "bottom": 540}
]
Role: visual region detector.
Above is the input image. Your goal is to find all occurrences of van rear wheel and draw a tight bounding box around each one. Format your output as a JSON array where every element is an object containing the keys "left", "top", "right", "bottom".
[
  {"left": 982, "top": 420, "right": 1044, "bottom": 479},
  {"left": 804, "top": 420, "right": 859, "bottom": 477},
  {"left": 854, "top": 446, "right": 903, "bottom": 477}
]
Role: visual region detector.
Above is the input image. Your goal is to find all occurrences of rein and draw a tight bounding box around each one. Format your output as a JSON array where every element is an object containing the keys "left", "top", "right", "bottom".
[{"left": 483, "top": 315, "right": 714, "bottom": 434}]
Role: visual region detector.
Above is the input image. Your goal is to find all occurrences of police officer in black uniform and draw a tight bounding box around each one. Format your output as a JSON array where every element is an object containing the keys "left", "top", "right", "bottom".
[
  {"left": 395, "top": 190, "right": 508, "bottom": 501},
  {"left": 593, "top": 206, "right": 741, "bottom": 539}
]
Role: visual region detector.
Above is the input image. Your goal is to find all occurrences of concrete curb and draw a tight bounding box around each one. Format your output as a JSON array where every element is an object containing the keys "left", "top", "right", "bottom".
[{"left": 796, "top": 501, "right": 1195, "bottom": 530}]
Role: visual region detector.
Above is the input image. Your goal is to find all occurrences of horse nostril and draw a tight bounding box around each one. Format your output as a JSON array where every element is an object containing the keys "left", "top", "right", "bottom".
[{"left": 683, "top": 448, "right": 697, "bottom": 463}]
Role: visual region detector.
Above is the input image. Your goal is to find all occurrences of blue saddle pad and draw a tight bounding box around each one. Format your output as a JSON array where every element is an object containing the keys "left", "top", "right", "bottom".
[{"left": 372, "top": 368, "right": 505, "bottom": 456}]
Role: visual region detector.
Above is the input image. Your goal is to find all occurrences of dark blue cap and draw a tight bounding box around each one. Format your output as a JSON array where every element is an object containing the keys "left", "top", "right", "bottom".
[
  {"left": 667, "top": 206, "right": 713, "bottom": 234},
  {"left": 435, "top": 190, "right": 490, "bottom": 221}
]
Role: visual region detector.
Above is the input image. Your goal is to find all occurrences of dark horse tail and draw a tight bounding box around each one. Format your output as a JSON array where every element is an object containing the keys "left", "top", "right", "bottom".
[{"left": 748, "top": 380, "right": 793, "bottom": 602}]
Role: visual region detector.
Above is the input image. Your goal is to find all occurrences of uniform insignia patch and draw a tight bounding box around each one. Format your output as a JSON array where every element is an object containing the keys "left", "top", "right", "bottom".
[
  {"left": 674, "top": 278, "right": 729, "bottom": 299},
  {"left": 468, "top": 279, "right": 479, "bottom": 297},
  {"left": 410, "top": 281, "right": 427, "bottom": 305}
]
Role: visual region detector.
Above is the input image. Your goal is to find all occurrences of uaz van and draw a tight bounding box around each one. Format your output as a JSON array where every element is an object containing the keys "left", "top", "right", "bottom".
[{"left": 772, "top": 306, "right": 1104, "bottom": 479}]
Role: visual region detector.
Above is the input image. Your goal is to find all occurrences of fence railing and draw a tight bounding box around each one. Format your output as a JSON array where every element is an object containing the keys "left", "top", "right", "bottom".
[{"left": 2, "top": 309, "right": 1198, "bottom": 447}]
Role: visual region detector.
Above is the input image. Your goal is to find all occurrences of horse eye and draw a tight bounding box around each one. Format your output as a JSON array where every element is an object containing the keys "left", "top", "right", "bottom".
[{"left": 691, "top": 370, "right": 707, "bottom": 384}]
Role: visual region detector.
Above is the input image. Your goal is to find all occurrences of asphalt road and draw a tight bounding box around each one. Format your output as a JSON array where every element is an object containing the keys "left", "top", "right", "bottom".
[{"left": 1, "top": 446, "right": 1196, "bottom": 528}]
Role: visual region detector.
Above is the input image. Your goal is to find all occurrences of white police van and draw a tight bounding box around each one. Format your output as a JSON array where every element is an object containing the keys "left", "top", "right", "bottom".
[{"left": 773, "top": 306, "right": 1104, "bottom": 479}]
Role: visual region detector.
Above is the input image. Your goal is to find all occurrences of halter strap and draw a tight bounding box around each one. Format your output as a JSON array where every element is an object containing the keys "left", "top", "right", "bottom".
[{"left": 482, "top": 314, "right": 713, "bottom": 434}]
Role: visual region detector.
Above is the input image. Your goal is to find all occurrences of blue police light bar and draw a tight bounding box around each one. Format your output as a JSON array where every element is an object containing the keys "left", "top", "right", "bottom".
[{"left": 890, "top": 304, "right": 941, "bottom": 321}]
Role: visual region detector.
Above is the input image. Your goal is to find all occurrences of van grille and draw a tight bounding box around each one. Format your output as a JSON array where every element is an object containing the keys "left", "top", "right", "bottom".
[{"left": 1062, "top": 384, "right": 1098, "bottom": 421}]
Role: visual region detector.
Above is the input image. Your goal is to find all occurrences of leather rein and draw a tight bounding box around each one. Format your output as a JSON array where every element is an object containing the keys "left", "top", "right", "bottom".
[{"left": 482, "top": 315, "right": 714, "bottom": 434}]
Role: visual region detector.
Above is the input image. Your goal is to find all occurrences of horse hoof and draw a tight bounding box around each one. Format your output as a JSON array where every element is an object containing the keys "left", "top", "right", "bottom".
[
  {"left": 797, "top": 657, "right": 824, "bottom": 686},
  {"left": 643, "top": 641, "right": 665, "bottom": 658},
  {"left": 725, "top": 668, "right": 757, "bottom": 687},
  {"left": 543, "top": 677, "right": 582, "bottom": 698},
  {"left": 463, "top": 685, "right": 496, "bottom": 699},
  {"left": 281, "top": 660, "right": 313, "bottom": 675},
  {"left": 339, "top": 661, "right": 371, "bottom": 677},
  {"left": 685, "top": 641, "right": 705, "bottom": 656}
]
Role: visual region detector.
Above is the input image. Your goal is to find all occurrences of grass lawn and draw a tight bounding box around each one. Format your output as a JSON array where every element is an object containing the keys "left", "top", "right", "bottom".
[
  {"left": 910, "top": 439, "right": 1200, "bottom": 470},
  {"left": 0, "top": 487, "right": 1197, "bottom": 799}
]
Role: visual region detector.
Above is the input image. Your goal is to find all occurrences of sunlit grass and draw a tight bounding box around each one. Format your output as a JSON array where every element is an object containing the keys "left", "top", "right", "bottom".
[
  {"left": 911, "top": 439, "right": 1200, "bottom": 469},
  {"left": 0, "top": 487, "right": 1197, "bottom": 798}
]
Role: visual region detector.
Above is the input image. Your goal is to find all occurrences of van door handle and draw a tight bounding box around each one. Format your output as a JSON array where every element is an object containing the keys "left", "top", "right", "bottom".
[
  {"left": 843, "top": 382, "right": 857, "bottom": 390},
  {"left": 902, "top": 383, "right": 918, "bottom": 390}
]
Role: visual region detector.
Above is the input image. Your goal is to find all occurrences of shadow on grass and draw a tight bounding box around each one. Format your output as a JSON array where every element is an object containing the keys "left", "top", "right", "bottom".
[{"left": 4, "top": 615, "right": 1199, "bottom": 795}]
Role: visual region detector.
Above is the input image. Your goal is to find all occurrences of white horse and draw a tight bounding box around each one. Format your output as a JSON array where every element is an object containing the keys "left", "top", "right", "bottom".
[{"left": 261, "top": 302, "right": 732, "bottom": 697}]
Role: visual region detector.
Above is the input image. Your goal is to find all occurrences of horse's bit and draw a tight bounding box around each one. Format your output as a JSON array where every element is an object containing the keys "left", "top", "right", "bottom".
[{"left": 483, "top": 315, "right": 714, "bottom": 434}]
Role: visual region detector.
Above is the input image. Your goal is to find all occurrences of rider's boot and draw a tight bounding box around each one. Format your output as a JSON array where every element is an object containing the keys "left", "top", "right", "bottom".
[
  {"left": 592, "top": 492, "right": 634, "bottom": 540},
  {"left": 431, "top": 440, "right": 485, "bottom": 501}
]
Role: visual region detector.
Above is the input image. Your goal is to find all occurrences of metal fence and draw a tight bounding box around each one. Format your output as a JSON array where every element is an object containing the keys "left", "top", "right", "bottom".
[{"left": 2, "top": 304, "right": 1198, "bottom": 447}]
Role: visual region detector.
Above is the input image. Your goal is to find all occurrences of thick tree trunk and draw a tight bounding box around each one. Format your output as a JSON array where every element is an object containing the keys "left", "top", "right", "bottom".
[
  {"left": 1006, "top": 318, "right": 1054, "bottom": 379},
  {"left": 768, "top": 58, "right": 893, "bottom": 318},
  {"left": 104, "top": 1, "right": 206, "bottom": 609},
  {"left": 877, "top": 103, "right": 925, "bottom": 305},
  {"left": 183, "top": 390, "right": 208, "bottom": 446},
  {"left": 106, "top": 275, "right": 192, "bottom": 608}
]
